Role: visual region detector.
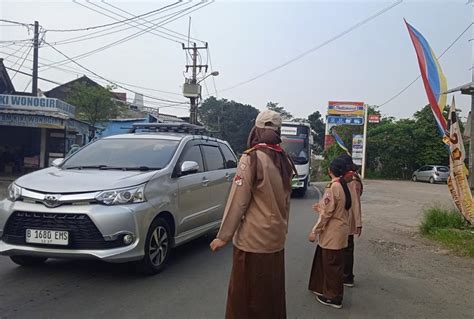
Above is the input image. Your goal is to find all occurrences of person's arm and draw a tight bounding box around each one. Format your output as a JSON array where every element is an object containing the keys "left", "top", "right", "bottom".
[
  {"left": 210, "top": 153, "right": 255, "bottom": 251},
  {"left": 353, "top": 181, "right": 363, "bottom": 236},
  {"left": 311, "top": 184, "right": 339, "bottom": 235}
]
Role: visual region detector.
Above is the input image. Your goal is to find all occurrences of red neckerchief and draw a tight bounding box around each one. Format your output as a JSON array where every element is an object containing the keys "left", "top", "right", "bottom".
[
  {"left": 344, "top": 171, "right": 363, "bottom": 195},
  {"left": 253, "top": 143, "right": 283, "bottom": 152}
]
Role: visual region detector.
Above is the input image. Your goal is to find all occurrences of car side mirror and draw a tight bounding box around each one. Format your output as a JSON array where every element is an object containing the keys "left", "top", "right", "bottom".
[
  {"left": 180, "top": 161, "right": 199, "bottom": 175},
  {"left": 51, "top": 158, "right": 64, "bottom": 167}
]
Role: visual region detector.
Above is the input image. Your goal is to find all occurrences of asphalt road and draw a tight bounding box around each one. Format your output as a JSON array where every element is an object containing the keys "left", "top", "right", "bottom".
[{"left": 0, "top": 180, "right": 473, "bottom": 318}]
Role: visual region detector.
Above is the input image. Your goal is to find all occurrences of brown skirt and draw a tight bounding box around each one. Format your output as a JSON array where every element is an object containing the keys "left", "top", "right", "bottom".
[
  {"left": 225, "top": 246, "right": 286, "bottom": 319},
  {"left": 308, "top": 245, "right": 344, "bottom": 303}
]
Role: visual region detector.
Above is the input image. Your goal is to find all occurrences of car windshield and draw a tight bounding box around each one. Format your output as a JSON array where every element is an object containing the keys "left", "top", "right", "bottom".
[
  {"left": 437, "top": 167, "right": 449, "bottom": 172},
  {"left": 62, "top": 138, "right": 179, "bottom": 170},
  {"left": 281, "top": 137, "right": 308, "bottom": 164}
]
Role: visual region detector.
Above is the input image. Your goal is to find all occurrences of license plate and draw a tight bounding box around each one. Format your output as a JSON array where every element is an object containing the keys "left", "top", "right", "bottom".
[{"left": 26, "top": 229, "right": 69, "bottom": 246}]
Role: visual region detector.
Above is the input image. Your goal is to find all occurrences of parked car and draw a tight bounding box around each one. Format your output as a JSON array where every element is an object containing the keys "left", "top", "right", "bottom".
[
  {"left": 0, "top": 123, "right": 237, "bottom": 274},
  {"left": 412, "top": 165, "right": 449, "bottom": 184}
]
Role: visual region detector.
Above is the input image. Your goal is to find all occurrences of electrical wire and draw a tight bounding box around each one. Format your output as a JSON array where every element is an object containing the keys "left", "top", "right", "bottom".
[
  {"left": 78, "top": 0, "right": 185, "bottom": 44},
  {"left": 0, "top": 19, "right": 33, "bottom": 28},
  {"left": 4, "top": 66, "right": 62, "bottom": 85},
  {"left": 45, "top": 1, "right": 182, "bottom": 32},
  {"left": 378, "top": 22, "right": 473, "bottom": 108},
  {"left": 219, "top": 0, "right": 403, "bottom": 93},
  {"left": 10, "top": 45, "right": 33, "bottom": 79},
  {"left": 43, "top": 40, "right": 189, "bottom": 105},
  {"left": 41, "top": 1, "right": 211, "bottom": 69},
  {"left": 102, "top": 0, "right": 206, "bottom": 44},
  {"left": 206, "top": 47, "right": 218, "bottom": 97},
  {"left": 49, "top": 1, "right": 192, "bottom": 46}
]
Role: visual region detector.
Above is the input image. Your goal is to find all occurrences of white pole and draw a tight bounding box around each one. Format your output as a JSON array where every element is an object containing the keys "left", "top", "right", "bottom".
[{"left": 361, "top": 104, "right": 369, "bottom": 179}]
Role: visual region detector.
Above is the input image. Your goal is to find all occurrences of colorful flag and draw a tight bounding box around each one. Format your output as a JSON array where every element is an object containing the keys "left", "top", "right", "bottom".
[
  {"left": 447, "top": 97, "right": 474, "bottom": 224},
  {"left": 331, "top": 128, "right": 350, "bottom": 155},
  {"left": 405, "top": 20, "right": 447, "bottom": 136}
]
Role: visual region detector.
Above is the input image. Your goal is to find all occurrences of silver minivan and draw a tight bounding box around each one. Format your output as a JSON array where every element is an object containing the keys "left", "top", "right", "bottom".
[
  {"left": 0, "top": 124, "right": 237, "bottom": 274},
  {"left": 412, "top": 165, "right": 449, "bottom": 184}
]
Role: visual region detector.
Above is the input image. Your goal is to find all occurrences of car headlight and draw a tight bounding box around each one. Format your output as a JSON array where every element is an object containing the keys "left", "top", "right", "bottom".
[
  {"left": 7, "top": 183, "right": 22, "bottom": 201},
  {"left": 96, "top": 184, "right": 146, "bottom": 205}
]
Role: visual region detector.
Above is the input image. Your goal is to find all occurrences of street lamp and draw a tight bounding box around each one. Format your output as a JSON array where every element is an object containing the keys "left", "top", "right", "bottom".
[{"left": 197, "top": 71, "right": 219, "bottom": 84}]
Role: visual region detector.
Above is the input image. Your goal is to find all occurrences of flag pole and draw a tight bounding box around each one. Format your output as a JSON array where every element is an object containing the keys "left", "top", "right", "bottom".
[{"left": 361, "top": 104, "right": 368, "bottom": 179}]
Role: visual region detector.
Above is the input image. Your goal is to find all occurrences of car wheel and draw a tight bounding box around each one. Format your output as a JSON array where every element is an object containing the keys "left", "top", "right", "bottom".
[
  {"left": 412, "top": 175, "right": 417, "bottom": 182},
  {"left": 136, "top": 218, "right": 171, "bottom": 275},
  {"left": 10, "top": 255, "right": 47, "bottom": 266},
  {"left": 429, "top": 177, "right": 435, "bottom": 184}
]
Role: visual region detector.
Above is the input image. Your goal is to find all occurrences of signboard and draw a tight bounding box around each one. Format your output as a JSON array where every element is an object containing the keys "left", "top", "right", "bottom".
[
  {"left": 352, "top": 134, "right": 364, "bottom": 166},
  {"left": 368, "top": 114, "right": 381, "bottom": 123},
  {"left": 0, "top": 112, "right": 64, "bottom": 129},
  {"left": 0, "top": 94, "right": 75, "bottom": 117},
  {"left": 328, "top": 101, "right": 364, "bottom": 116},
  {"left": 281, "top": 126, "right": 298, "bottom": 136},
  {"left": 327, "top": 116, "right": 364, "bottom": 125}
]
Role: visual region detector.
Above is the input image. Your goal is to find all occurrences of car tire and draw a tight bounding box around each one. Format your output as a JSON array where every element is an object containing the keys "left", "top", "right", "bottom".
[
  {"left": 10, "top": 255, "right": 47, "bottom": 266},
  {"left": 429, "top": 177, "right": 435, "bottom": 184},
  {"left": 136, "top": 217, "right": 171, "bottom": 275},
  {"left": 412, "top": 175, "right": 417, "bottom": 182}
]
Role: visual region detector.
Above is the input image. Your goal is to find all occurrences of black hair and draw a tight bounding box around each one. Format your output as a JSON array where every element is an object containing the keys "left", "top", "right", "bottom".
[
  {"left": 338, "top": 153, "right": 357, "bottom": 172},
  {"left": 329, "top": 158, "right": 352, "bottom": 210}
]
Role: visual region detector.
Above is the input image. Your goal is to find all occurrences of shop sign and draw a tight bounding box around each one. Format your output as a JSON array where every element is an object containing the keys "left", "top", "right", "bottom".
[
  {"left": 0, "top": 94, "right": 75, "bottom": 117},
  {"left": 327, "top": 116, "right": 364, "bottom": 125},
  {"left": 328, "top": 101, "right": 364, "bottom": 116},
  {"left": 0, "top": 113, "right": 64, "bottom": 129}
]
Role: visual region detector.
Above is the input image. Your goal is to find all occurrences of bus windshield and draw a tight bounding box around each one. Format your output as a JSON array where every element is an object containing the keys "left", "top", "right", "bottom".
[{"left": 281, "top": 136, "right": 308, "bottom": 164}]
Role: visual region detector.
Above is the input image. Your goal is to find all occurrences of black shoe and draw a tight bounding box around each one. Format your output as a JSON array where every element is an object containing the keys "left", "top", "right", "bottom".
[
  {"left": 343, "top": 280, "right": 354, "bottom": 287},
  {"left": 316, "top": 295, "right": 343, "bottom": 309}
]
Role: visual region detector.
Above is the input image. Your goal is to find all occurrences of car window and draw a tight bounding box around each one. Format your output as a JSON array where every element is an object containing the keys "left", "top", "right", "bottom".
[
  {"left": 202, "top": 145, "right": 225, "bottom": 171},
  {"left": 437, "top": 167, "right": 449, "bottom": 172},
  {"left": 180, "top": 145, "right": 204, "bottom": 173},
  {"left": 418, "top": 166, "right": 426, "bottom": 171},
  {"left": 220, "top": 144, "right": 237, "bottom": 169},
  {"left": 427, "top": 166, "right": 434, "bottom": 171}
]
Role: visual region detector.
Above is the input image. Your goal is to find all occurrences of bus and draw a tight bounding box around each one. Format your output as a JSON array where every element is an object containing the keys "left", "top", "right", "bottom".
[{"left": 281, "top": 121, "right": 312, "bottom": 196}]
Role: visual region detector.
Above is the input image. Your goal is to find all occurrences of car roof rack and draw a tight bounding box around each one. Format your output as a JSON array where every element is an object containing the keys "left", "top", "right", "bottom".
[{"left": 131, "top": 122, "right": 207, "bottom": 135}]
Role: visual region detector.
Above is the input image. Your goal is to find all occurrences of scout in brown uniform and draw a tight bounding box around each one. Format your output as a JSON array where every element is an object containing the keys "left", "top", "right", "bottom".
[
  {"left": 308, "top": 157, "right": 351, "bottom": 309},
  {"left": 339, "top": 154, "right": 363, "bottom": 287},
  {"left": 210, "top": 110, "right": 295, "bottom": 319}
]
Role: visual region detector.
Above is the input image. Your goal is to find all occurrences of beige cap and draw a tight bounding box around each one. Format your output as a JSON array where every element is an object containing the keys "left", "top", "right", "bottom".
[{"left": 255, "top": 110, "right": 282, "bottom": 131}]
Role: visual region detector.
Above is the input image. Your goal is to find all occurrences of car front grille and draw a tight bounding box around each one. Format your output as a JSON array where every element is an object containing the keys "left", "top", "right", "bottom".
[{"left": 2, "top": 212, "right": 123, "bottom": 249}]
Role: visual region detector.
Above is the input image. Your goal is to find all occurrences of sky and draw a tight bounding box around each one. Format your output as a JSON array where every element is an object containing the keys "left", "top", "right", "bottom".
[{"left": 0, "top": 0, "right": 473, "bottom": 120}]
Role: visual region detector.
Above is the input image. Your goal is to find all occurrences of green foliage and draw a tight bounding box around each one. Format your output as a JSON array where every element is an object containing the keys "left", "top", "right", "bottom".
[
  {"left": 308, "top": 111, "right": 325, "bottom": 155},
  {"left": 67, "top": 82, "right": 123, "bottom": 127},
  {"left": 321, "top": 143, "right": 345, "bottom": 175},
  {"left": 266, "top": 101, "right": 293, "bottom": 120},
  {"left": 199, "top": 97, "right": 259, "bottom": 154},
  {"left": 420, "top": 207, "right": 474, "bottom": 257}
]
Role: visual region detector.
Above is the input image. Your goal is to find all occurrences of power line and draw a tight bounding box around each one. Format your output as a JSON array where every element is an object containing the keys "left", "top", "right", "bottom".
[
  {"left": 76, "top": 0, "right": 185, "bottom": 44},
  {"left": 102, "top": 0, "right": 206, "bottom": 44},
  {"left": 1, "top": 48, "right": 183, "bottom": 96},
  {"left": 4, "top": 66, "right": 62, "bottom": 85},
  {"left": 41, "top": 1, "right": 211, "bottom": 69},
  {"left": 378, "top": 22, "right": 473, "bottom": 108},
  {"left": 10, "top": 45, "right": 33, "bottom": 79},
  {"left": 206, "top": 47, "right": 218, "bottom": 97},
  {"left": 0, "top": 19, "right": 33, "bottom": 28},
  {"left": 48, "top": 1, "right": 193, "bottom": 46},
  {"left": 219, "top": 0, "right": 403, "bottom": 93},
  {"left": 43, "top": 40, "right": 189, "bottom": 105},
  {"left": 45, "top": 1, "right": 182, "bottom": 32}
]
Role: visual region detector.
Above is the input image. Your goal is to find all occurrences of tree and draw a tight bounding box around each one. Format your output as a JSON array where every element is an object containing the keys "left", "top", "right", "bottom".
[
  {"left": 307, "top": 111, "right": 325, "bottom": 154},
  {"left": 266, "top": 101, "right": 293, "bottom": 120},
  {"left": 199, "top": 97, "right": 259, "bottom": 154},
  {"left": 67, "top": 82, "right": 123, "bottom": 127}
]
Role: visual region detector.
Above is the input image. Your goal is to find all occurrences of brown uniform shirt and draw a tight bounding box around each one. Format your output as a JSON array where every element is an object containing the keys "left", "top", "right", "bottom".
[
  {"left": 216, "top": 150, "right": 292, "bottom": 253},
  {"left": 312, "top": 180, "right": 350, "bottom": 250},
  {"left": 346, "top": 172, "right": 363, "bottom": 235}
]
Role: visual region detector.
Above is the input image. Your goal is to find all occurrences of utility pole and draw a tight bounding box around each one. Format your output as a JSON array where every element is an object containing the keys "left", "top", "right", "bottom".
[
  {"left": 361, "top": 104, "right": 369, "bottom": 179},
  {"left": 182, "top": 42, "right": 208, "bottom": 124},
  {"left": 32, "top": 21, "right": 39, "bottom": 96}
]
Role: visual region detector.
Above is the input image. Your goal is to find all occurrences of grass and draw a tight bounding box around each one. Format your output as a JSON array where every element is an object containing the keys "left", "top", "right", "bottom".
[{"left": 420, "top": 207, "right": 474, "bottom": 258}]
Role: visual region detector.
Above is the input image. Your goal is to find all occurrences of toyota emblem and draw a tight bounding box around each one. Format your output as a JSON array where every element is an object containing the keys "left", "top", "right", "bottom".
[{"left": 44, "top": 194, "right": 61, "bottom": 208}]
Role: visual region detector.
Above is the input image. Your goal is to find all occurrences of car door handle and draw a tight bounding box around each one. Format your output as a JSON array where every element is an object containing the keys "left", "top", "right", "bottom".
[
  {"left": 201, "top": 178, "right": 209, "bottom": 186},
  {"left": 225, "top": 173, "right": 233, "bottom": 182}
]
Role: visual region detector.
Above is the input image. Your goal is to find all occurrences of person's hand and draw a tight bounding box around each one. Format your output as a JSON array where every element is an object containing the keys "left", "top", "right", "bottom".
[
  {"left": 210, "top": 238, "right": 227, "bottom": 252},
  {"left": 355, "top": 227, "right": 362, "bottom": 237},
  {"left": 312, "top": 203, "right": 321, "bottom": 213},
  {"left": 308, "top": 232, "right": 317, "bottom": 242}
]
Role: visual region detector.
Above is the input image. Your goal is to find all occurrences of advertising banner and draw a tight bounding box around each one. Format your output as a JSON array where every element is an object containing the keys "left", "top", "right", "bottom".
[
  {"left": 352, "top": 134, "right": 364, "bottom": 166},
  {"left": 328, "top": 101, "right": 364, "bottom": 116},
  {"left": 327, "top": 116, "right": 364, "bottom": 125}
]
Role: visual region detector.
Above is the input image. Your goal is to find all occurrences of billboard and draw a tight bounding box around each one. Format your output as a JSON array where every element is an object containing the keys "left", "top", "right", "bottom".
[
  {"left": 327, "top": 116, "right": 364, "bottom": 125},
  {"left": 368, "top": 114, "right": 381, "bottom": 123},
  {"left": 352, "top": 134, "right": 364, "bottom": 166},
  {"left": 328, "top": 101, "right": 364, "bottom": 116}
]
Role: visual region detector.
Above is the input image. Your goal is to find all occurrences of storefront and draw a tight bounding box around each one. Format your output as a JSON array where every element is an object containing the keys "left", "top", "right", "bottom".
[{"left": 0, "top": 94, "right": 93, "bottom": 175}]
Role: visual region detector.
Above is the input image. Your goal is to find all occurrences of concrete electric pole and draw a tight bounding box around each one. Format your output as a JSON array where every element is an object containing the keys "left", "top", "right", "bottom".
[
  {"left": 32, "top": 21, "right": 39, "bottom": 96},
  {"left": 182, "top": 42, "right": 208, "bottom": 124}
]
